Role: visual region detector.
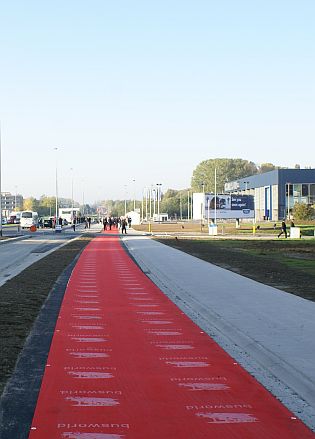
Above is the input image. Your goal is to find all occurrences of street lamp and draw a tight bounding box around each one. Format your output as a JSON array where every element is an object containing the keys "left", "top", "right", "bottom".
[
  {"left": 132, "top": 178, "right": 136, "bottom": 211},
  {"left": 54, "top": 147, "right": 59, "bottom": 225},
  {"left": 70, "top": 168, "right": 74, "bottom": 222},
  {"left": 0, "top": 123, "right": 2, "bottom": 237},
  {"left": 14, "top": 185, "right": 17, "bottom": 211},
  {"left": 287, "top": 183, "right": 290, "bottom": 220},
  {"left": 156, "top": 183, "right": 162, "bottom": 222},
  {"left": 201, "top": 182, "right": 205, "bottom": 222},
  {"left": 124, "top": 184, "right": 127, "bottom": 216}
]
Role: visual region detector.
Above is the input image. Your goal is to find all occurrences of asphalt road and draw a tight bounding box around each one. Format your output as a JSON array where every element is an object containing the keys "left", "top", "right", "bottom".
[{"left": 0, "top": 224, "right": 90, "bottom": 287}]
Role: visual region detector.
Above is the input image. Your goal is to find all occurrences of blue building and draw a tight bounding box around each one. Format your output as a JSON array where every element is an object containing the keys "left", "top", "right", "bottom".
[{"left": 225, "top": 169, "right": 315, "bottom": 221}]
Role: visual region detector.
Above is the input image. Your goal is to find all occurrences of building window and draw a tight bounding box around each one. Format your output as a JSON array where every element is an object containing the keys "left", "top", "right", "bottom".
[{"left": 302, "top": 184, "right": 309, "bottom": 197}]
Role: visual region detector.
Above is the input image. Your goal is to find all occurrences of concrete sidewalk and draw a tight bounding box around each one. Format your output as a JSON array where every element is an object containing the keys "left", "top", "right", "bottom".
[{"left": 122, "top": 234, "right": 315, "bottom": 431}]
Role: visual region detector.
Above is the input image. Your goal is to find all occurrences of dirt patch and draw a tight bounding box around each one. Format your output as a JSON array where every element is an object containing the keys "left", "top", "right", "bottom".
[
  {"left": 0, "top": 235, "right": 94, "bottom": 395},
  {"left": 156, "top": 238, "right": 315, "bottom": 302}
]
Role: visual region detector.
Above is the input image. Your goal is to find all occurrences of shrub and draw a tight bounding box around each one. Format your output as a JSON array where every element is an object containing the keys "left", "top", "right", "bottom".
[{"left": 292, "top": 203, "right": 314, "bottom": 221}]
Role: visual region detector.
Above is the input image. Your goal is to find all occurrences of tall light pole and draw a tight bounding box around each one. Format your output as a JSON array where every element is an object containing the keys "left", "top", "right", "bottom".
[
  {"left": 287, "top": 183, "right": 290, "bottom": 220},
  {"left": 132, "top": 178, "right": 136, "bottom": 211},
  {"left": 124, "top": 184, "right": 127, "bottom": 216},
  {"left": 214, "top": 168, "right": 217, "bottom": 225},
  {"left": 54, "top": 147, "right": 59, "bottom": 224},
  {"left": 14, "top": 185, "right": 17, "bottom": 211},
  {"left": 0, "top": 123, "right": 2, "bottom": 237},
  {"left": 180, "top": 193, "right": 182, "bottom": 220},
  {"left": 149, "top": 185, "right": 152, "bottom": 220},
  {"left": 201, "top": 181, "right": 205, "bottom": 222},
  {"left": 81, "top": 179, "right": 85, "bottom": 217},
  {"left": 153, "top": 189, "right": 156, "bottom": 217},
  {"left": 156, "top": 183, "right": 162, "bottom": 222},
  {"left": 70, "top": 167, "right": 74, "bottom": 222}
]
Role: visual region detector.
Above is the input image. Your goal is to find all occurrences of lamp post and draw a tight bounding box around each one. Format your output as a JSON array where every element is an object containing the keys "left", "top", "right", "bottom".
[
  {"left": 132, "top": 178, "right": 136, "bottom": 211},
  {"left": 287, "top": 183, "right": 290, "bottom": 220},
  {"left": 14, "top": 185, "right": 17, "bottom": 211},
  {"left": 54, "top": 147, "right": 59, "bottom": 226},
  {"left": 214, "top": 168, "right": 217, "bottom": 225},
  {"left": 156, "top": 183, "right": 162, "bottom": 222},
  {"left": 0, "top": 123, "right": 2, "bottom": 237},
  {"left": 70, "top": 167, "right": 74, "bottom": 222},
  {"left": 124, "top": 185, "right": 127, "bottom": 216},
  {"left": 180, "top": 193, "right": 182, "bottom": 220},
  {"left": 201, "top": 182, "right": 205, "bottom": 222}
]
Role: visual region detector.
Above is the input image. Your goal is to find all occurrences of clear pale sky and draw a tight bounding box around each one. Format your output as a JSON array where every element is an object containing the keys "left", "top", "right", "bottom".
[{"left": 0, "top": 0, "right": 314, "bottom": 204}]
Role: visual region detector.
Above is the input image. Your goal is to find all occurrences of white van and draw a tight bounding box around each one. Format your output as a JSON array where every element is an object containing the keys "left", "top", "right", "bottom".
[{"left": 20, "top": 211, "right": 39, "bottom": 228}]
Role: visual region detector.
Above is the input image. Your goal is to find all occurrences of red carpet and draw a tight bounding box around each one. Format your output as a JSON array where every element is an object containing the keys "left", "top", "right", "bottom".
[{"left": 28, "top": 234, "right": 314, "bottom": 438}]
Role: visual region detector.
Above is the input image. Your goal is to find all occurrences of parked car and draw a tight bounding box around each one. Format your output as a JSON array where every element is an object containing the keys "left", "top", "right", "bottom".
[{"left": 43, "top": 218, "right": 53, "bottom": 228}]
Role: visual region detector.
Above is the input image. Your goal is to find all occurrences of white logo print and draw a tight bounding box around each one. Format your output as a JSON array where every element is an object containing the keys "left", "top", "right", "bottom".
[
  {"left": 72, "top": 315, "right": 101, "bottom": 320},
  {"left": 148, "top": 331, "right": 182, "bottom": 336},
  {"left": 67, "top": 371, "right": 113, "bottom": 379},
  {"left": 166, "top": 361, "right": 209, "bottom": 368},
  {"left": 196, "top": 412, "right": 258, "bottom": 424},
  {"left": 62, "top": 433, "right": 124, "bottom": 439},
  {"left": 65, "top": 397, "right": 119, "bottom": 407},
  {"left": 71, "top": 337, "right": 107, "bottom": 343},
  {"left": 69, "top": 352, "right": 109, "bottom": 358},
  {"left": 72, "top": 326, "right": 105, "bottom": 330},
  {"left": 179, "top": 383, "right": 229, "bottom": 391},
  {"left": 156, "top": 344, "right": 193, "bottom": 350}
]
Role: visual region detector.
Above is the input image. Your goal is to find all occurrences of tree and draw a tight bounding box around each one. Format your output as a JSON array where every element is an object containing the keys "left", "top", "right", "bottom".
[
  {"left": 292, "top": 203, "right": 314, "bottom": 221},
  {"left": 191, "top": 158, "right": 258, "bottom": 193},
  {"left": 258, "top": 163, "right": 276, "bottom": 173},
  {"left": 23, "top": 197, "right": 39, "bottom": 212}
]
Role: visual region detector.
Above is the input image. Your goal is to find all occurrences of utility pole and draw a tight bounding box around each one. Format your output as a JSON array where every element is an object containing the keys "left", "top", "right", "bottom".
[{"left": 0, "top": 123, "right": 2, "bottom": 237}]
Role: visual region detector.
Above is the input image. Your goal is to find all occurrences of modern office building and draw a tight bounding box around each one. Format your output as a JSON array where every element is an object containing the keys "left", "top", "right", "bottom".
[
  {"left": 1, "top": 192, "right": 24, "bottom": 217},
  {"left": 225, "top": 169, "right": 315, "bottom": 221}
]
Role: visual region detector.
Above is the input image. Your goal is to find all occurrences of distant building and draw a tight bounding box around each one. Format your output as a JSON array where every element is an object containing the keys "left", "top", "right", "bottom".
[
  {"left": 1, "top": 192, "right": 24, "bottom": 217},
  {"left": 126, "top": 210, "right": 141, "bottom": 225},
  {"left": 225, "top": 169, "right": 315, "bottom": 221}
]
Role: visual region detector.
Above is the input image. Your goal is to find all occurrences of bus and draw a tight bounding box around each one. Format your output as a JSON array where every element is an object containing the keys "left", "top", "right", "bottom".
[
  {"left": 59, "top": 208, "right": 80, "bottom": 224},
  {"left": 20, "top": 211, "right": 39, "bottom": 229}
]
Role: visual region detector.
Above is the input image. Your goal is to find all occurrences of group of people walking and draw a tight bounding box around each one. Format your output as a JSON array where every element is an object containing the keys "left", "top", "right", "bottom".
[{"left": 102, "top": 216, "right": 132, "bottom": 234}]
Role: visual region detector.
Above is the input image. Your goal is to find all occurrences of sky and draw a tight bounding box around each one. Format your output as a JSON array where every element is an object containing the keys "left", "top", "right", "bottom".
[{"left": 0, "top": 0, "right": 314, "bottom": 204}]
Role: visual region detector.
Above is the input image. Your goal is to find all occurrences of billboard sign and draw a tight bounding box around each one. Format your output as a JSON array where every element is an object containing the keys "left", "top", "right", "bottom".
[{"left": 205, "top": 194, "right": 254, "bottom": 219}]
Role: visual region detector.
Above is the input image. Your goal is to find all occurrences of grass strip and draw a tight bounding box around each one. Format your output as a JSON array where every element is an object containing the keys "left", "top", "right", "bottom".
[
  {"left": 0, "top": 235, "right": 94, "bottom": 395},
  {"left": 156, "top": 238, "right": 315, "bottom": 302}
]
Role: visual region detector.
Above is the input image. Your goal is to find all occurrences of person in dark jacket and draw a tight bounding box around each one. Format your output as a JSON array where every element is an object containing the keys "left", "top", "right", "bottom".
[
  {"left": 278, "top": 220, "right": 287, "bottom": 238},
  {"left": 121, "top": 218, "right": 127, "bottom": 234}
]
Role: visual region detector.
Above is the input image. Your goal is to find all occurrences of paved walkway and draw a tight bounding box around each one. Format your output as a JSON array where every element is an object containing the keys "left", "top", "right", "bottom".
[{"left": 122, "top": 232, "right": 315, "bottom": 431}]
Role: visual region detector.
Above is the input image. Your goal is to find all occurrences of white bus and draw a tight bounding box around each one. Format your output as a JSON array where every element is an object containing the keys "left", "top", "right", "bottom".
[
  {"left": 20, "top": 211, "right": 39, "bottom": 228},
  {"left": 59, "top": 208, "right": 80, "bottom": 224}
]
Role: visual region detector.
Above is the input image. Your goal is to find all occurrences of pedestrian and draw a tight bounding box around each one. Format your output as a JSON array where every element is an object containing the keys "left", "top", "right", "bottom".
[
  {"left": 121, "top": 217, "right": 127, "bottom": 234},
  {"left": 108, "top": 217, "right": 113, "bottom": 230},
  {"left": 278, "top": 220, "right": 287, "bottom": 238},
  {"left": 128, "top": 216, "right": 132, "bottom": 228},
  {"left": 103, "top": 217, "right": 108, "bottom": 231},
  {"left": 88, "top": 217, "right": 91, "bottom": 229},
  {"left": 72, "top": 218, "right": 76, "bottom": 232}
]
